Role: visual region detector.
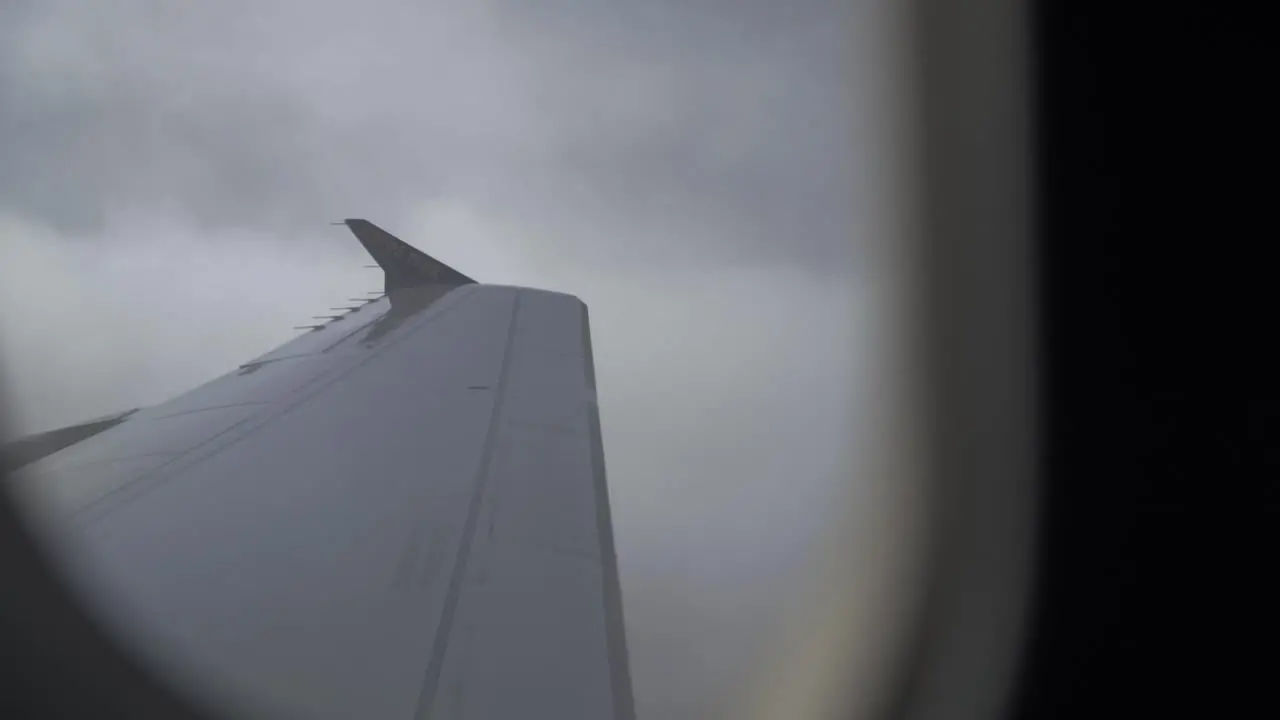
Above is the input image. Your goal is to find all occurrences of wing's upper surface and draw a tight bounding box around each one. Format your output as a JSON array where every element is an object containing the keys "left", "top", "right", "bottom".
[{"left": 6, "top": 223, "right": 633, "bottom": 719}]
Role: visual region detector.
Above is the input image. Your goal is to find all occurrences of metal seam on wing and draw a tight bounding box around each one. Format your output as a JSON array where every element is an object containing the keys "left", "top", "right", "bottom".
[{"left": 412, "top": 289, "right": 522, "bottom": 720}]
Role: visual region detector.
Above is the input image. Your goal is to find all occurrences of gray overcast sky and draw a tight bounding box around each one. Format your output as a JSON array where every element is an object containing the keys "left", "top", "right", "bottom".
[{"left": 1, "top": 1, "right": 897, "bottom": 717}]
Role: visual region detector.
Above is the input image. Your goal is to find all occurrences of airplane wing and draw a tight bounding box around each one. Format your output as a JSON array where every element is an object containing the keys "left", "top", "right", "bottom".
[{"left": 4, "top": 221, "right": 634, "bottom": 720}]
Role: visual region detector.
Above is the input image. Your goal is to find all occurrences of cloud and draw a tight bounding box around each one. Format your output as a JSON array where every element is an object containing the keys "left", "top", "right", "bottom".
[
  {"left": 0, "top": 212, "right": 370, "bottom": 434},
  {"left": 1, "top": 0, "right": 870, "bottom": 273}
]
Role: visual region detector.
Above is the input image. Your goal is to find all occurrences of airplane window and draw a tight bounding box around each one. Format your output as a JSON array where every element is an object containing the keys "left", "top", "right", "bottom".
[{"left": 0, "top": 2, "right": 1032, "bottom": 719}]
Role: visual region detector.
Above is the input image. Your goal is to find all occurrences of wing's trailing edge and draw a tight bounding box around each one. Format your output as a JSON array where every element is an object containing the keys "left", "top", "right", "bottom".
[{"left": 342, "top": 219, "right": 476, "bottom": 292}]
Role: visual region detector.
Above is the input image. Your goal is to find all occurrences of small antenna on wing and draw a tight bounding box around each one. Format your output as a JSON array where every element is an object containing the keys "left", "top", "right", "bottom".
[{"left": 293, "top": 324, "right": 326, "bottom": 332}]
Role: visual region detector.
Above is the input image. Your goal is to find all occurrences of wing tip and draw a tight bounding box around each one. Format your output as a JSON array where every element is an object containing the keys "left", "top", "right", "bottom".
[{"left": 339, "top": 219, "right": 477, "bottom": 289}]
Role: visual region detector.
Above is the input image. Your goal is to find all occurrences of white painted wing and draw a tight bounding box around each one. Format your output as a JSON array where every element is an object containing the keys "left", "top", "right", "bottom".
[{"left": 9, "top": 283, "right": 634, "bottom": 720}]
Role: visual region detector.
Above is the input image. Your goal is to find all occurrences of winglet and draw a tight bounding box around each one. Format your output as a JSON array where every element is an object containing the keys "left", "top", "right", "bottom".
[{"left": 341, "top": 219, "right": 476, "bottom": 293}]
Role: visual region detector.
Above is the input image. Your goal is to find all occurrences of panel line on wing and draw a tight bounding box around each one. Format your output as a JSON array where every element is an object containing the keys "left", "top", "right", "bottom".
[
  {"left": 148, "top": 401, "right": 270, "bottom": 421},
  {"left": 412, "top": 291, "right": 523, "bottom": 720}
]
